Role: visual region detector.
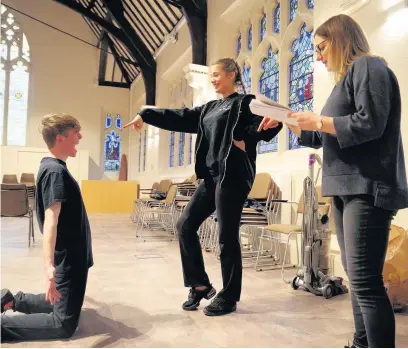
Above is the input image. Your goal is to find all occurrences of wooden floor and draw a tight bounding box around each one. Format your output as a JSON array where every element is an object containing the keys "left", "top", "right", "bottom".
[{"left": 1, "top": 214, "right": 408, "bottom": 348}]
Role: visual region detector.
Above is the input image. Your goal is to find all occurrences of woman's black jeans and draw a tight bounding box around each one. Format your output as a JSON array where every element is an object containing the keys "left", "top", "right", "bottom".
[{"left": 332, "top": 195, "right": 396, "bottom": 348}]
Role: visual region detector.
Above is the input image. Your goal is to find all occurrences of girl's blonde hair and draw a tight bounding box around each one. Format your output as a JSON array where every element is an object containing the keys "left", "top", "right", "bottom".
[{"left": 315, "top": 14, "right": 385, "bottom": 83}]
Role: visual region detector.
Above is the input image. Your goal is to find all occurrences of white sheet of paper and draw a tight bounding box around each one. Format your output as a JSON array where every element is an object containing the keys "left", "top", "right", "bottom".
[{"left": 249, "top": 98, "right": 299, "bottom": 126}]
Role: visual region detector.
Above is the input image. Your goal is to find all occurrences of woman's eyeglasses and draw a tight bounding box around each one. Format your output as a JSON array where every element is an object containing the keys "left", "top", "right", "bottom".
[{"left": 315, "top": 40, "right": 327, "bottom": 55}]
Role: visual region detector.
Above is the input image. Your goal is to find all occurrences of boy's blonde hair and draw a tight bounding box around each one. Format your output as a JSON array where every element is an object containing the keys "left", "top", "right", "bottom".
[{"left": 40, "top": 113, "right": 81, "bottom": 148}]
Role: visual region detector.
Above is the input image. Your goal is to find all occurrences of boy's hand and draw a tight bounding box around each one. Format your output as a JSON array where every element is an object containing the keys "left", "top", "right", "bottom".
[
  {"left": 45, "top": 265, "right": 61, "bottom": 305},
  {"left": 124, "top": 114, "right": 144, "bottom": 132}
]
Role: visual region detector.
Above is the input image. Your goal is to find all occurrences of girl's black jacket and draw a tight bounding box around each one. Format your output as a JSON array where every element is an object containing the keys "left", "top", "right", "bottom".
[{"left": 139, "top": 93, "right": 282, "bottom": 187}]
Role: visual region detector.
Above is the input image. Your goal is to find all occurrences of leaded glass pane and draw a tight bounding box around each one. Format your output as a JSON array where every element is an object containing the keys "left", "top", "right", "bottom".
[
  {"left": 258, "top": 46, "right": 279, "bottom": 154},
  {"left": 274, "top": 4, "right": 280, "bottom": 33},
  {"left": 290, "top": 0, "right": 298, "bottom": 22},
  {"left": 260, "top": 14, "right": 266, "bottom": 42},
  {"left": 104, "top": 130, "right": 121, "bottom": 172},
  {"left": 169, "top": 131, "right": 175, "bottom": 168},
  {"left": 178, "top": 132, "right": 185, "bottom": 166},
  {"left": 248, "top": 26, "right": 253, "bottom": 52},
  {"left": 288, "top": 23, "right": 314, "bottom": 150}
]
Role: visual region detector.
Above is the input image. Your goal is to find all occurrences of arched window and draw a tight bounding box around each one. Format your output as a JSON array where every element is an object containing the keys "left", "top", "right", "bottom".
[
  {"left": 258, "top": 46, "right": 279, "bottom": 154},
  {"left": 138, "top": 133, "right": 142, "bottom": 173},
  {"left": 248, "top": 25, "right": 253, "bottom": 52},
  {"left": 0, "top": 5, "right": 30, "bottom": 146},
  {"left": 288, "top": 23, "right": 314, "bottom": 150},
  {"left": 143, "top": 129, "right": 147, "bottom": 171},
  {"left": 178, "top": 132, "right": 185, "bottom": 166},
  {"left": 188, "top": 133, "right": 193, "bottom": 165},
  {"left": 290, "top": 0, "right": 299, "bottom": 22},
  {"left": 104, "top": 113, "right": 121, "bottom": 172},
  {"left": 240, "top": 63, "right": 251, "bottom": 94},
  {"left": 169, "top": 131, "right": 175, "bottom": 168},
  {"left": 260, "top": 13, "right": 266, "bottom": 42},
  {"left": 274, "top": 3, "right": 281, "bottom": 34},
  {"left": 237, "top": 33, "right": 242, "bottom": 57}
]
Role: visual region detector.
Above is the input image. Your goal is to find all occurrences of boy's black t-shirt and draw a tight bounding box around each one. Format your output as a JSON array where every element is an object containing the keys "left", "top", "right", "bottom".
[{"left": 35, "top": 157, "right": 93, "bottom": 272}]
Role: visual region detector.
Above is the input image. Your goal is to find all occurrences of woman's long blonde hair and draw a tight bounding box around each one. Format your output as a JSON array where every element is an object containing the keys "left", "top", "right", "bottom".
[{"left": 315, "top": 14, "right": 385, "bottom": 83}]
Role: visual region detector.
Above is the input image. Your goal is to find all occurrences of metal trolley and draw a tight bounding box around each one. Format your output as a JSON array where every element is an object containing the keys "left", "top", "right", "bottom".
[{"left": 291, "top": 153, "right": 348, "bottom": 299}]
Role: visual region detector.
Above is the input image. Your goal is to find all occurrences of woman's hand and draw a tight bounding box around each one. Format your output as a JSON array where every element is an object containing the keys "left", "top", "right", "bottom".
[
  {"left": 288, "top": 112, "right": 320, "bottom": 131},
  {"left": 124, "top": 114, "right": 144, "bottom": 131},
  {"left": 233, "top": 139, "right": 246, "bottom": 152},
  {"left": 257, "top": 117, "right": 280, "bottom": 132}
]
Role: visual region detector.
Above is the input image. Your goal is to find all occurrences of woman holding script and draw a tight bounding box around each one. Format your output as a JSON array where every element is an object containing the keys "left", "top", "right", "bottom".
[{"left": 260, "top": 14, "right": 408, "bottom": 348}]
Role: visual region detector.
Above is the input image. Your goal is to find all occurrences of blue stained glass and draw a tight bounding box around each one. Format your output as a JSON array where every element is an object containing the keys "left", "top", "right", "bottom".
[
  {"left": 290, "top": 0, "right": 298, "bottom": 22},
  {"left": 104, "top": 130, "right": 121, "bottom": 172},
  {"left": 258, "top": 46, "right": 279, "bottom": 154},
  {"left": 307, "top": 0, "right": 314, "bottom": 9},
  {"left": 260, "top": 46, "right": 279, "bottom": 102},
  {"left": 248, "top": 26, "right": 252, "bottom": 52},
  {"left": 178, "top": 132, "right": 185, "bottom": 166},
  {"left": 138, "top": 133, "right": 142, "bottom": 172},
  {"left": 274, "top": 4, "right": 280, "bottom": 33},
  {"left": 169, "top": 131, "right": 175, "bottom": 168},
  {"left": 237, "top": 34, "right": 242, "bottom": 56},
  {"left": 188, "top": 133, "right": 193, "bottom": 165},
  {"left": 239, "top": 64, "right": 251, "bottom": 94},
  {"left": 260, "top": 13, "right": 266, "bottom": 42},
  {"left": 143, "top": 130, "right": 147, "bottom": 171},
  {"left": 289, "top": 23, "right": 314, "bottom": 150},
  {"left": 105, "top": 114, "right": 112, "bottom": 129},
  {"left": 115, "top": 114, "right": 122, "bottom": 129}
]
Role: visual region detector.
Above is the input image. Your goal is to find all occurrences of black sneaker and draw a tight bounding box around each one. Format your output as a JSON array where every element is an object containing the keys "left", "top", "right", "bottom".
[
  {"left": 182, "top": 285, "right": 216, "bottom": 311},
  {"left": 203, "top": 296, "right": 237, "bottom": 316},
  {"left": 1, "top": 289, "right": 14, "bottom": 313}
]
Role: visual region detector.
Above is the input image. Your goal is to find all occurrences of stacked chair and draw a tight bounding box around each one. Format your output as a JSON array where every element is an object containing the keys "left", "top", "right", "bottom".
[
  {"left": 131, "top": 179, "right": 173, "bottom": 224},
  {"left": 254, "top": 186, "right": 331, "bottom": 282},
  {"left": 1, "top": 183, "right": 35, "bottom": 247},
  {"left": 133, "top": 175, "right": 199, "bottom": 241},
  {"left": 198, "top": 173, "right": 283, "bottom": 267}
]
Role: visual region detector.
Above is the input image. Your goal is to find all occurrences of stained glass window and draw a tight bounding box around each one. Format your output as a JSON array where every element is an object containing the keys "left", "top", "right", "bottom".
[
  {"left": 260, "top": 46, "right": 279, "bottom": 102},
  {"left": 188, "top": 133, "right": 193, "bottom": 165},
  {"left": 258, "top": 46, "right": 279, "bottom": 154},
  {"left": 290, "top": 0, "right": 298, "bottom": 22},
  {"left": 169, "top": 131, "right": 175, "bottom": 168},
  {"left": 115, "top": 114, "right": 122, "bottom": 129},
  {"left": 237, "top": 34, "right": 242, "bottom": 56},
  {"left": 178, "top": 132, "right": 185, "bottom": 166},
  {"left": 260, "top": 14, "right": 266, "bottom": 42},
  {"left": 0, "top": 5, "right": 30, "bottom": 146},
  {"left": 274, "top": 3, "right": 281, "bottom": 33},
  {"left": 104, "top": 130, "right": 121, "bottom": 172},
  {"left": 105, "top": 114, "right": 112, "bottom": 128},
  {"left": 306, "top": 0, "right": 314, "bottom": 10},
  {"left": 143, "top": 130, "right": 147, "bottom": 171},
  {"left": 289, "top": 23, "right": 314, "bottom": 150},
  {"left": 138, "top": 133, "right": 142, "bottom": 173},
  {"left": 248, "top": 25, "right": 253, "bottom": 52},
  {"left": 239, "top": 63, "right": 251, "bottom": 94}
]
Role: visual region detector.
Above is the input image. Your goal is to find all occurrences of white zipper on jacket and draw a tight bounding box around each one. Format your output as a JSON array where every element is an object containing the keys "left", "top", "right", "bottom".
[
  {"left": 220, "top": 98, "right": 244, "bottom": 188},
  {"left": 194, "top": 107, "right": 206, "bottom": 162}
]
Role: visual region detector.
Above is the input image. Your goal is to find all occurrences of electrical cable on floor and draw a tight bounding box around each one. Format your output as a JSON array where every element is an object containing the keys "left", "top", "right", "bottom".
[{"left": 2, "top": 3, "right": 137, "bottom": 67}]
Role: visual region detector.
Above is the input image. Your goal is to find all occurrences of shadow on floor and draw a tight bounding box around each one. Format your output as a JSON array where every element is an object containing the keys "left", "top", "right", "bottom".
[{"left": 73, "top": 296, "right": 190, "bottom": 347}]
